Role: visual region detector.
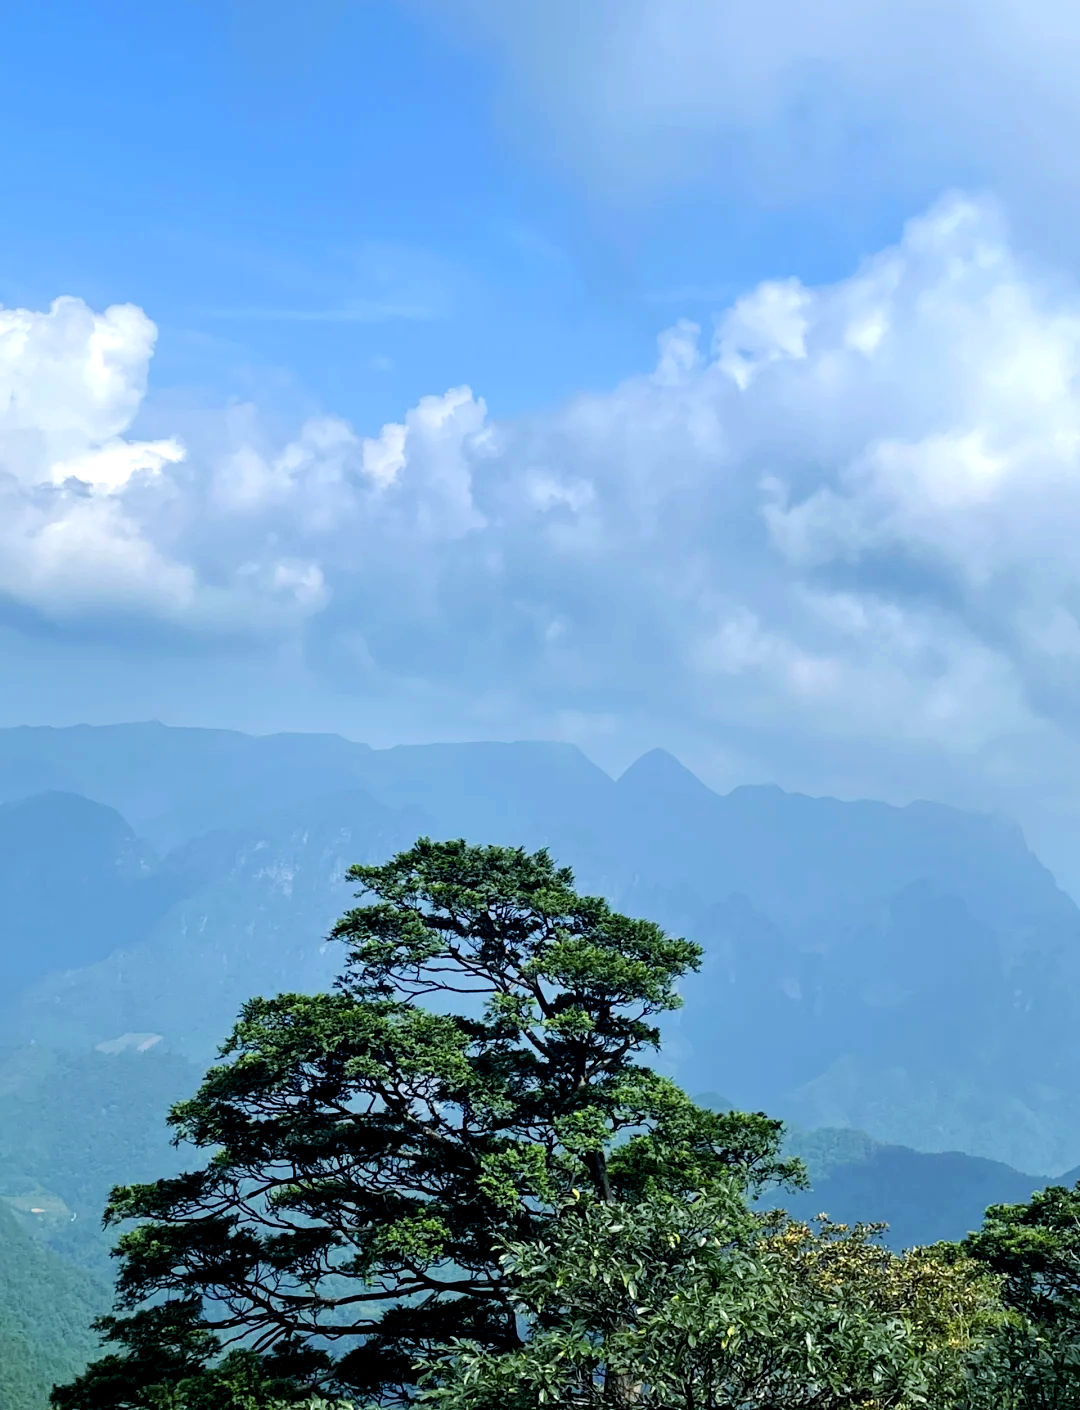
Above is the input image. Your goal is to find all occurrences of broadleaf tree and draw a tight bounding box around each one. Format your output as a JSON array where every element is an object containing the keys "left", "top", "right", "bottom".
[
  {"left": 54, "top": 840, "right": 803, "bottom": 1408},
  {"left": 417, "top": 1197, "right": 1003, "bottom": 1410},
  {"left": 960, "top": 1181, "right": 1080, "bottom": 1408}
]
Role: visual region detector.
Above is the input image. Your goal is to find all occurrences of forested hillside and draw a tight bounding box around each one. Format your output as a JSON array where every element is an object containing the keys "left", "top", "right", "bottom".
[{"left": 0, "top": 1200, "right": 105, "bottom": 1410}]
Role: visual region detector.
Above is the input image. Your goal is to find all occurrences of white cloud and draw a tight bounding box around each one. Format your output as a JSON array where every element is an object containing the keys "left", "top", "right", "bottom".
[
  {"left": 362, "top": 422, "right": 407, "bottom": 486},
  {"left": 13, "top": 194, "right": 1080, "bottom": 834},
  {"left": 357, "top": 387, "right": 490, "bottom": 537},
  {"left": 0, "top": 297, "right": 334, "bottom": 632},
  {"left": 717, "top": 281, "right": 812, "bottom": 389},
  {"left": 0, "top": 297, "right": 173, "bottom": 488},
  {"left": 299, "top": 193, "right": 1080, "bottom": 778}
]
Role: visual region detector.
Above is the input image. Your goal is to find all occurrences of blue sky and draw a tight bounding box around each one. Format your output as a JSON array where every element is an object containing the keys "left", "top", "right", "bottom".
[
  {"left": 1, "top": 0, "right": 652, "bottom": 427},
  {"left": 0, "top": 0, "right": 934, "bottom": 429},
  {"left": 8, "top": 0, "right": 1080, "bottom": 882}
]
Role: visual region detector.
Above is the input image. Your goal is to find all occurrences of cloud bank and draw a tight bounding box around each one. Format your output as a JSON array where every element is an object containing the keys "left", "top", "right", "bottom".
[{"left": 8, "top": 196, "right": 1080, "bottom": 821}]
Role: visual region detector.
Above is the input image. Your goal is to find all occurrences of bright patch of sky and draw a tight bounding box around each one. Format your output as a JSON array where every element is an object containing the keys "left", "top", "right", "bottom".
[{"left": 7, "top": 0, "right": 1080, "bottom": 885}]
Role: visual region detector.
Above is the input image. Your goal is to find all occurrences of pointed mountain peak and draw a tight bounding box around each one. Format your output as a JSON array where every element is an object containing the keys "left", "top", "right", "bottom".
[{"left": 617, "top": 748, "right": 718, "bottom": 802}]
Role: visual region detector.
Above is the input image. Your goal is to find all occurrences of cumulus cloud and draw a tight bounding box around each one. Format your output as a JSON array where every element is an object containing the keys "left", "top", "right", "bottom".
[
  {"left": 0, "top": 298, "right": 331, "bottom": 632},
  {"left": 424, "top": 0, "right": 1080, "bottom": 215},
  {"left": 12, "top": 195, "right": 1080, "bottom": 829},
  {"left": 0, "top": 297, "right": 174, "bottom": 486},
  {"left": 290, "top": 194, "right": 1080, "bottom": 804}
]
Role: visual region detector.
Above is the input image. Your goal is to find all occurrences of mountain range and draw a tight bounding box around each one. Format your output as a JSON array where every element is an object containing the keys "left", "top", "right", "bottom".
[
  {"left": 5, "top": 723, "right": 1080, "bottom": 1406},
  {"left": 3, "top": 722, "right": 1079, "bottom": 1169}
]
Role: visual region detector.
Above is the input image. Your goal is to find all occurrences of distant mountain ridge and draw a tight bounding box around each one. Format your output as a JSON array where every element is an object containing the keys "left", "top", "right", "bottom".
[
  {"left": 2, "top": 723, "right": 1080, "bottom": 1170},
  {"left": 781, "top": 1127, "right": 1074, "bottom": 1251},
  {"left": 0, "top": 790, "right": 190, "bottom": 1001}
]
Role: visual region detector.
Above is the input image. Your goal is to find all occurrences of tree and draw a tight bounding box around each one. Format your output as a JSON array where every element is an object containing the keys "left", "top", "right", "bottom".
[
  {"left": 960, "top": 1321, "right": 1080, "bottom": 1410},
  {"left": 764, "top": 1219, "right": 1003, "bottom": 1408},
  {"left": 964, "top": 1182, "right": 1080, "bottom": 1328},
  {"left": 54, "top": 840, "right": 802, "bottom": 1409},
  {"left": 418, "top": 1197, "right": 1002, "bottom": 1410},
  {"left": 959, "top": 1181, "right": 1080, "bottom": 1408}
]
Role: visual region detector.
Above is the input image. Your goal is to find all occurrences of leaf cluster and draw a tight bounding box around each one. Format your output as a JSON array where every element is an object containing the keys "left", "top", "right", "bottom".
[
  {"left": 419, "top": 1196, "right": 1000, "bottom": 1410},
  {"left": 958, "top": 1180, "right": 1080, "bottom": 1407}
]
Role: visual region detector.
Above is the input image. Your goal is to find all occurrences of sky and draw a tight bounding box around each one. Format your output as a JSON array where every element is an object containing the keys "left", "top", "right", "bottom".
[{"left": 9, "top": 0, "right": 1080, "bottom": 883}]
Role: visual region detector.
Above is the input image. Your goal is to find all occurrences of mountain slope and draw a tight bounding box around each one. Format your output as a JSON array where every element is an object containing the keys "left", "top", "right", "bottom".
[
  {"left": 0, "top": 1199, "right": 106, "bottom": 1410},
  {"left": 4, "top": 724, "right": 1080, "bottom": 1167},
  {"left": 7, "top": 788, "right": 432, "bottom": 1058},
  {"left": 0, "top": 791, "right": 201, "bottom": 1004},
  {"left": 0, "top": 1044, "right": 203, "bottom": 1277},
  {"left": 779, "top": 1126, "right": 1052, "bottom": 1250},
  {"left": 0, "top": 723, "right": 374, "bottom": 838},
  {"left": 609, "top": 754, "right": 1080, "bottom": 1171}
]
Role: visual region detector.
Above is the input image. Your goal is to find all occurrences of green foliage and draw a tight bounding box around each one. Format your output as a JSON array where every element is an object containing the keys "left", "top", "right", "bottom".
[
  {"left": 758, "top": 1221, "right": 1003, "bottom": 1408},
  {"left": 55, "top": 840, "right": 800, "bottom": 1408},
  {"left": 959, "top": 1180, "right": 1080, "bottom": 1406},
  {"left": 960, "top": 1320, "right": 1080, "bottom": 1409},
  {"left": 0, "top": 1045, "right": 199, "bottom": 1277},
  {"left": 418, "top": 1194, "right": 1001, "bottom": 1410},
  {"left": 50, "top": 1303, "right": 330, "bottom": 1410},
  {"left": 964, "top": 1180, "right": 1080, "bottom": 1325},
  {"left": 0, "top": 1199, "right": 107, "bottom": 1410}
]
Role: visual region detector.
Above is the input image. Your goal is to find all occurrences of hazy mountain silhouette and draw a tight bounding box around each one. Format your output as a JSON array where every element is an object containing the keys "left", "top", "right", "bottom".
[{"left": 3, "top": 723, "right": 1080, "bottom": 1169}]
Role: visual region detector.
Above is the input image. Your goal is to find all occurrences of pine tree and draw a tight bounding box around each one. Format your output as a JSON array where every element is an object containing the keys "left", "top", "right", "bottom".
[{"left": 54, "top": 840, "right": 800, "bottom": 1408}]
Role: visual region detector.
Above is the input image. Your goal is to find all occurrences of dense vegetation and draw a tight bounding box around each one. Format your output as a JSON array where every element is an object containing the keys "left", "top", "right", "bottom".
[
  {"left": 0, "top": 1201, "right": 106, "bottom": 1410},
  {"left": 39, "top": 839, "right": 1080, "bottom": 1408},
  {"left": 0, "top": 1046, "right": 200, "bottom": 1278}
]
